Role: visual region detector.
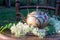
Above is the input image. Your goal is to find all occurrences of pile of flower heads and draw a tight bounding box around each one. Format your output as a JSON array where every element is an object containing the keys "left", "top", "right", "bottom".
[
  {"left": 48, "top": 17, "right": 60, "bottom": 34},
  {"left": 10, "top": 22, "right": 46, "bottom": 38}
]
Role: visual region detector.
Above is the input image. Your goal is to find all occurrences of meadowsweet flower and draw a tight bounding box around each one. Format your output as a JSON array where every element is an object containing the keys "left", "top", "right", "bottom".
[
  {"left": 10, "top": 22, "right": 46, "bottom": 38},
  {"left": 10, "top": 22, "right": 31, "bottom": 37},
  {"left": 48, "top": 17, "right": 60, "bottom": 34},
  {"left": 32, "top": 28, "right": 46, "bottom": 38}
]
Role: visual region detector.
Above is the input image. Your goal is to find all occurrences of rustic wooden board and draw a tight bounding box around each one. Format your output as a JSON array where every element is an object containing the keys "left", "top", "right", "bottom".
[{"left": 0, "top": 33, "right": 60, "bottom": 40}]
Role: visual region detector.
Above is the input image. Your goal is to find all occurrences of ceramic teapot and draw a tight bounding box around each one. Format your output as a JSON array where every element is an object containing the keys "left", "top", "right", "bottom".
[{"left": 26, "top": 11, "right": 48, "bottom": 29}]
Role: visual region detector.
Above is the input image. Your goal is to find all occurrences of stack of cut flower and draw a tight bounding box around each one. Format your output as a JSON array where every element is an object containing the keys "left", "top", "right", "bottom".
[
  {"left": 10, "top": 22, "right": 46, "bottom": 38},
  {"left": 48, "top": 17, "right": 60, "bottom": 34}
]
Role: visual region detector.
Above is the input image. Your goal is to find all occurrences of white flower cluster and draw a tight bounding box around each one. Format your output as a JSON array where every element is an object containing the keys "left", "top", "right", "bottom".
[
  {"left": 54, "top": 21, "right": 60, "bottom": 33},
  {"left": 10, "top": 22, "right": 46, "bottom": 38},
  {"left": 10, "top": 22, "right": 30, "bottom": 37},
  {"left": 32, "top": 28, "right": 46, "bottom": 38},
  {"left": 49, "top": 17, "right": 60, "bottom": 34}
]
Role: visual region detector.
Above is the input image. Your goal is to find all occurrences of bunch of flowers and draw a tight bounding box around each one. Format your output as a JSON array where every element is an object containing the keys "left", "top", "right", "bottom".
[
  {"left": 10, "top": 22, "right": 46, "bottom": 38},
  {"left": 10, "top": 22, "right": 30, "bottom": 37},
  {"left": 32, "top": 28, "right": 46, "bottom": 38},
  {"left": 48, "top": 17, "right": 60, "bottom": 34}
]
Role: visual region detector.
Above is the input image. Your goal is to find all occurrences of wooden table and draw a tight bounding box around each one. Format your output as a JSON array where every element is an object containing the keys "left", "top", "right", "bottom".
[{"left": 0, "top": 34, "right": 60, "bottom": 40}]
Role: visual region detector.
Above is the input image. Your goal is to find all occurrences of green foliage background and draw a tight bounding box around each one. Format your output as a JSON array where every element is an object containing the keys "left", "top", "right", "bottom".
[
  {"left": 0, "top": 0, "right": 56, "bottom": 6},
  {"left": 0, "top": 0, "right": 60, "bottom": 26}
]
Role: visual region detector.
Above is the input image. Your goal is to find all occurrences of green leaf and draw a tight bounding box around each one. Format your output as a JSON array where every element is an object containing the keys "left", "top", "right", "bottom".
[
  {"left": 0, "top": 25, "right": 8, "bottom": 33},
  {"left": 7, "top": 23, "right": 12, "bottom": 29}
]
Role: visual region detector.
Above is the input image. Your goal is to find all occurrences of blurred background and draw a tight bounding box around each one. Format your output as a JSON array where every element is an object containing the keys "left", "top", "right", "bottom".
[{"left": 0, "top": 0, "right": 60, "bottom": 26}]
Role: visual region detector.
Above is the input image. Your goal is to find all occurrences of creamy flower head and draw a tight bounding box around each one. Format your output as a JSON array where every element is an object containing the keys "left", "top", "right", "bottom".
[{"left": 10, "top": 22, "right": 46, "bottom": 38}]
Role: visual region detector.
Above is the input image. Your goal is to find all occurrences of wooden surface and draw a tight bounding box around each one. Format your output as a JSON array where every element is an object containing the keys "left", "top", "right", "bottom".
[{"left": 0, "top": 33, "right": 60, "bottom": 40}]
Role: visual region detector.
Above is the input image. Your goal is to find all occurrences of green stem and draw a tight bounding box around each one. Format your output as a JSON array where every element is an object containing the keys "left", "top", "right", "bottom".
[
  {"left": 0, "top": 26, "right": 4, "bottom": 31},
  {"left": 0, "top": 25, "right": 7, "bottom": 33}
]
